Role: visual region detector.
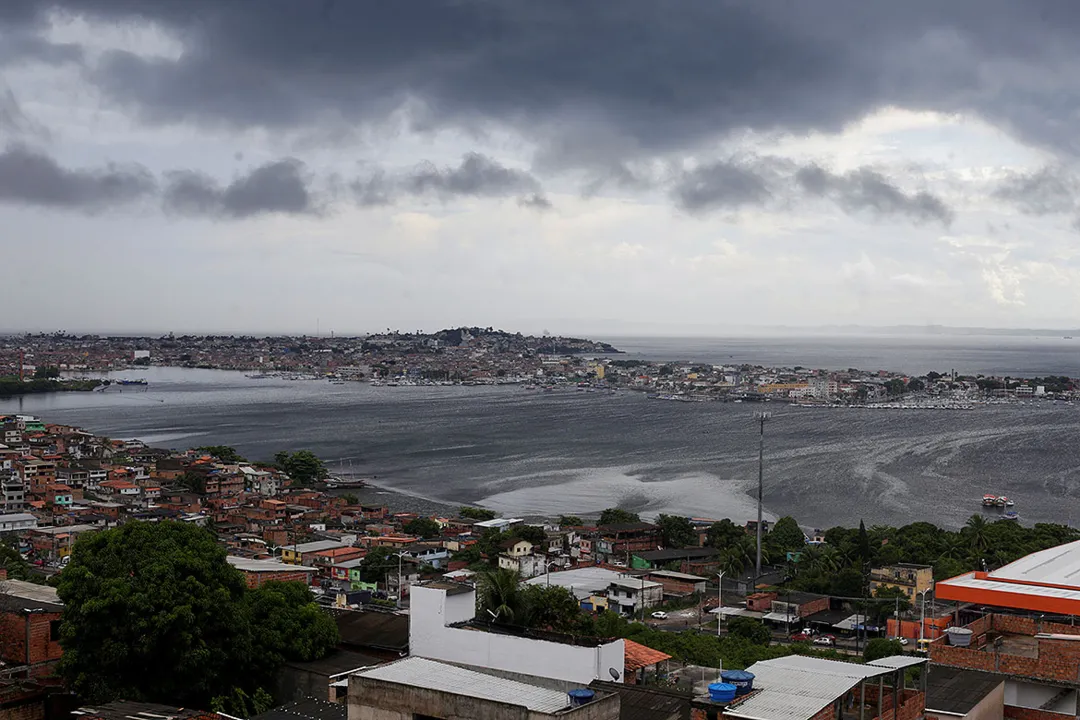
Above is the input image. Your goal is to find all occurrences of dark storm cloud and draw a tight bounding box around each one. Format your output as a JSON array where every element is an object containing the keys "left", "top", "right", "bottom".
[
  {"left": 795, "top": 165, "right": 954, "bottom": 225},
  {"left": 993, "top": 166, "right": 1078, "bottom": 215},
  {"left": 163, "top": 159, "right": 317, "bottom": 218},
  {"left": 6, "top": 1, "right": 1080, "bottom": 163},
  {"left": 672, "top": 159, "right": 777, "bottom": 212},
  {"left": 405, "top": 153, "right": 543, "bottom": 199},
  {"left": 347, "top": 153, "right": 550, "bottom": 209},
  {"left": 670, "top": 158, "right": 953, "bottom": 225},
  {"left": 0, "top": 143, "right": 154, "bottom": 210}
]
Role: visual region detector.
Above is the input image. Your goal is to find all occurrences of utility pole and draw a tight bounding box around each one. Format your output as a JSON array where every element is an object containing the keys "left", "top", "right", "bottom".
[{"left": 754, "top": 412, "right": 770, "bottom": 585}]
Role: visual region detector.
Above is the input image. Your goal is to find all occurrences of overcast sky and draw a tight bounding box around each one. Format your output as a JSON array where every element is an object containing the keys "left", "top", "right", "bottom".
[{"left": 4, "top": 1, "right": 1080, "bottom": 335}]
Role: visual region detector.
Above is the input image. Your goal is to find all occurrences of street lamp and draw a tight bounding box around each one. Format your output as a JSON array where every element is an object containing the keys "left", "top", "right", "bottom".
[
  {"left": 918, "top": 588, "right": 932, "bottom": 643},
  {"left": 545, "top": 561, "right": 561, "bottom": 587},
  {"left": 716, "top": 571, "right": 725, "bottom": 637}
]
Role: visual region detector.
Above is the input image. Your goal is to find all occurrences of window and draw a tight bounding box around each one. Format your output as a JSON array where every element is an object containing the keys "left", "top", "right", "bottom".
[{"left": 49, "top": 620, "right": 60, "bottom": 641}]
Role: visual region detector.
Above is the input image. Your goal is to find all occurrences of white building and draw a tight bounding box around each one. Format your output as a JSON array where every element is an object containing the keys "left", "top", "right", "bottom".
[
  {"left": 606, "top": 577, "right": 663, "bottom": 616},
  {"left": 0, "top": 513, "right": 37, "bottom": 533},
  {"left": 409, "top": 581, "right": 626, "bottom": 685}
]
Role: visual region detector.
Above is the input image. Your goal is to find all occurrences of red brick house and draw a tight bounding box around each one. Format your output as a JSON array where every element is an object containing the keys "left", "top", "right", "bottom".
[{"left": 0, "top": 579, "right": 64, "bottom": 675}]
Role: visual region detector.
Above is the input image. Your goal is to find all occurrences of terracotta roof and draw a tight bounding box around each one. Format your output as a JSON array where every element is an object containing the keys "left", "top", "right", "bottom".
[{"left": 623, "top": 639, "right": 672, "bottom": 673}]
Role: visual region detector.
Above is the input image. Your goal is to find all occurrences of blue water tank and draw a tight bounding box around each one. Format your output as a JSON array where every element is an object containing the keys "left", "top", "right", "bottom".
[
  {"left": 721, "top": 670, "right": 756, "bottom": 695},
  {"left": 568, "top": 689, "right": 595, "bottom": 707},
  {"left": 707, "top": 683, "right": 737, "bottom": 703}
]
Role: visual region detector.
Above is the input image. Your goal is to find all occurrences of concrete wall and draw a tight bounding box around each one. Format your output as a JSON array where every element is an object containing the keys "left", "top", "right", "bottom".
[
  {"left": 1004, "top": 681, "right": 1075, "bottom": 714},
  {"left": 348, "top": 677, "right": 619, "bottom": 720},
  {"left": 410, "top": 585, "right": 625, "bottom": 685}
]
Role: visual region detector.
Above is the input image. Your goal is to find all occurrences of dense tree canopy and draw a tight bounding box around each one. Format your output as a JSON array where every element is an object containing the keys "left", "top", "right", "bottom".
[
  {"left": 459, "top": 506, "right": 497, "bottom": 521},
  {"left": 558, "top": 515, "right": 584, "bottom": 527},
  {"left": 769, "top": 517, "right": 805, "bottom": 552},
  {"left": 864, "top": 638, "right": 905, "bottom": 662},
  {"left": 403, "top": 517, "right": 441, "bottom": 539},
  {"left": 196, "top": 446, "right": 247, "bottom": 463},
  {"left": 274, "top": 450, "right": 328, "bottom": 485},
  {"left": 657, "top": 514, "right": 696, "bottom": 549},
  {"left": 56, "top": 522, "right": 337, "bottom": 707},
  {"left": 599, "top": 508, "right": 641, "bottom": 525}
]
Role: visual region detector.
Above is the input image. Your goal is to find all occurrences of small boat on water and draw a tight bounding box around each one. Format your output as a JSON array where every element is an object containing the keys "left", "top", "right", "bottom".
[
  {"left": 982, "top": 494, "right": 997, "bottom": 507},
  {"left": 324, "top": 476, "right": 368, "bottom": 489},
  {"left": 1003, "top": 511, "right": 1020, "bottom": 521},
  {"left": 999, "top": 496, "right": 1015, "bottom": 508}
]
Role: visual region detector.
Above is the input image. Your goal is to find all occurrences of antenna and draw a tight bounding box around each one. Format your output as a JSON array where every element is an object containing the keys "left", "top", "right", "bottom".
[{"left": 753, "top": 411, "right": 771, "bottom": 585}]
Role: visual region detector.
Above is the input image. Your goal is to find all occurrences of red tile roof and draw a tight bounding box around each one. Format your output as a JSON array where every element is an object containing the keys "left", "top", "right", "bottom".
[{"left": 623, "top": 639, "right": 672, "bottom": 673}]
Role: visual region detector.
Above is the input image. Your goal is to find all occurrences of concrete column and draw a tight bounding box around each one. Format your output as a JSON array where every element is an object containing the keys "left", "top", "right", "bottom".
[
  {"left": 859, "top": 679, "right": 865, "bottom": 720},
  {"left": 877, "top": 676, "right": 883, "bottom": 720}
]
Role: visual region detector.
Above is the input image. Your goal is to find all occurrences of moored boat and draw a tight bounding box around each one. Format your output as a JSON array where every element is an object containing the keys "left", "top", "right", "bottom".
[
  {"left": 1003, "top": 511, "right": 1019, "bottom": 521},
  {"left": 982, "top": 494, "right": 997, "bottom": 507}
]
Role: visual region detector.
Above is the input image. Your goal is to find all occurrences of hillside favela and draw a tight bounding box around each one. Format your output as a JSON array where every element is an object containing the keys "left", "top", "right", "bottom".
[{"left": 7, "top": 3, "right": 1080, "bottom": 720}]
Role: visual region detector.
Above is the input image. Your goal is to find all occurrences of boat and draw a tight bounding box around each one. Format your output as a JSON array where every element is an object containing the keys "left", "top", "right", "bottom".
[
  {"left": 982, "top": 494, "right": 997, "bottom": 507},
  {"left": 1003, "top": 511, "right": 1019, "bottom": 521},
  {"left": 324, "top": 476, "right": 368, "bottom": 489},
  {"left": 995, "top": 496, "right": 1013, "bottom": 508},
  {"left": 328, "top": 378, "right": 346, "bottom": 385},
  {"left": 117, "top": 379, "right": 148, "bottom": 386}
]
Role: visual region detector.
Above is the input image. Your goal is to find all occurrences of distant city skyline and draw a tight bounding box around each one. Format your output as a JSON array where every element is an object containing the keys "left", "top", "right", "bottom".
[{"left": 4, "top": 3, "right": 1080, "bottom": 332}]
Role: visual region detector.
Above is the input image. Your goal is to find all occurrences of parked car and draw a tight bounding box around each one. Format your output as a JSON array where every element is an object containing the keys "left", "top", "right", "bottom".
[
  {"left": 651, "top": 611, "right": 668, "bottom": 620},
  {"left": 790, "top": 632, "right": 812, "bottom": 642},
  {"left": 893, "top": 637, "right": 910, "bottom": 646},
  {"left": 813, "top": 635, "right": 836, "bottom": 647}
]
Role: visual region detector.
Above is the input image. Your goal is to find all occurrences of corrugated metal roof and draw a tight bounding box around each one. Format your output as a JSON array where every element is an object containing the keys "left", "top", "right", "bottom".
[
  {"left": 354, "top": 657, "right": 571, "bottom": 713},
  {"left": 868, "top": 655, "right": 928, "bottom": 670},
  {"left": 226, "top": 556, "right": 316, "bottom": 573},
  {"left": 938, "top": 572, "right": 1080, "bottom": 602},
  {"left": 726, "top": 657, "right": 895, "bottom": 720},
  {"left": 988, "top": 538, "right": 1080, "bottom": 586}
]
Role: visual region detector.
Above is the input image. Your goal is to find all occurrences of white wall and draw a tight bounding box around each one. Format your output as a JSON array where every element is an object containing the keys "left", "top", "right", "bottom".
[
  {"left": 410, "top": 584, "right": 626, "bottom": 685},
  {"left": 1005, "top": 680, "right": 1076, "bottom": 713}
]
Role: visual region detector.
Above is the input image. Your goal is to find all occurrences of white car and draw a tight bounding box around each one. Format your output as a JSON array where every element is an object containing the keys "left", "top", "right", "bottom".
[
  {"left": 894, "top": 637, "right": 910, "bottom": 646},
  {"left": 651, "top": 611, "right": 668, "bottom": 620}
]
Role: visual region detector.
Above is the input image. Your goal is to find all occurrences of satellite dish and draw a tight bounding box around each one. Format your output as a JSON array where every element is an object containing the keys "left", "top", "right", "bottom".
[{"left": 608, "top": 668, "right": 620, "bottom": 681}]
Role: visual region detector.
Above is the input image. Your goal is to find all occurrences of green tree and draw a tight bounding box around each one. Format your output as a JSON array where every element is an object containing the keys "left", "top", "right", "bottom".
[
  {"left": 211, "top": 687, "right": 274, "bottom": 719},
  {"left": 964, "top": 514, "right": 990, "bottom": 553},
  {"left": 657, "top": 514, "right": 696, "bottom": 549},
  {"left": 459, "top": 506, "right": 497, "bottom": 521},
  {"left": 0, "top": 540, "right": 31, "bottom": 580},
  {"left": 830, "top": 567, "right": 865, "bottom": 598},
  {"left": 355, "top": 546, "right": 394, "bottom": 583},
  {"left": 727, "top": 617, "right": 771, "bottom": 645},
  {"left": 707, "top": 519, "right": 745, "bottom": 550},
  {"left": 872, "top": 585, "right": 912, "bottom": 622},
  {"left": 274, "top": 450, "right": 328, "bottom": 486},
  {"left": 599, "top": 508, "right": 641, "bottom": 525},
  {"left": 243, "top": 580, "right": 339, "bottom": 683},
  {"left": 906, "top": 378, "right": 925, "bottom": 392},
  {"left": 477, "top": 568, "right": 527, "bottom": 624},
  {"left": 514, "top": 524, "right": 548, "bottom": 547},
  {"left": 558, "top": 515, "right": 584, "bottom": 527},
  {"left": 195, "top": 446, "right": 247, "bottom": 463},
  {"left": 56, "top": 522, "right": 252, "bottom": 705},
  {"left": 341, "top": 493, "right": 359, "bottom": 505},
  {"left": 178, "top": 471, "right": 207, "bottom": 495},
  {"left": 857, "top": 520, "right": 871, "bottom": 563},
  {"left": 33, "top": 365, "right": 61, "bottom": 379},
  {"left": 864, "top": 637, "right": 904, "bottom": 662},
  {"left": 403, "top": 517, "right": 441, "bottom": 539},
  {"left": 770, "top": 516, "right": 805, "bottom": 552}
]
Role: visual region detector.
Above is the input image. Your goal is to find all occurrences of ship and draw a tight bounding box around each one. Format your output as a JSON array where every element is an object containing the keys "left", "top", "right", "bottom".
[{"left": 117, "top": 378, "right": 148, "bottom": 386}]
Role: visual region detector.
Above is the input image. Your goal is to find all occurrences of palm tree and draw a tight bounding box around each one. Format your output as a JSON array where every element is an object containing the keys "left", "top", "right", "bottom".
[
  {"left": 964, "top": 515, "right": 990, "bottom": 553},
  {"left": 477, "top": 568, "right": 525, "bottom": 625}
]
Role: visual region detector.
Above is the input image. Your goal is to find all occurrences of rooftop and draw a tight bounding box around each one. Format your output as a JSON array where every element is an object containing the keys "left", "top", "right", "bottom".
[
  {"left": 728, "top": 656, "right": 905, "bottom": 720},
  {"left": 924, "top": 666, "right": 1004, "bottom": 716},
  {"left": 0, "top": 579, "right": 62, "bottom": 609},
  {"left": 624, "top": 639, "right": 672, "bottom": 673},
  {"left": 352, "top": 657, "right": 571, "bottom": 714},
  {"left": 524, "top": 566, "right": 624, "bottom": 599},
  {"left": 226, "top": 556, "right": 317, "bottom": 574},
  {"left": 599, "top": 522, "right": 658, "bottom": 533},
  {"left": 289, "top": 540, "right": 348, "bottom": 554},
  {"left": 72, "top": 701, "right": 216, "bottom": 720},
  {"left": 251, "top": 698, "right": 344, "bottom": 720},
  {"left": 609, "top": 577, "right": 663, "bottom": 591},
  {"left": 647, "top": 570, "right": 708, "bottom": 582}
]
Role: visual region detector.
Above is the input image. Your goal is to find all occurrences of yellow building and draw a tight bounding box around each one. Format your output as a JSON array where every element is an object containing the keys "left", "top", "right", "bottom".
[{"left": 870, "top": 563, "right": 934, "bottom": 600}]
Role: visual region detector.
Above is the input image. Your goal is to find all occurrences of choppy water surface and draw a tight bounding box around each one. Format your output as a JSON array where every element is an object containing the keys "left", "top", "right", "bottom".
[{"left": 5, "top": 335, "right": 1080, "bottom": 529}]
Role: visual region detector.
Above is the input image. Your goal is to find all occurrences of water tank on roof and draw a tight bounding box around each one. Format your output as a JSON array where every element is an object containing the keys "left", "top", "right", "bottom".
[
  {"left": 947, "top": 627, "right": 973, "bottom": 647},
  {"left": 707, "top": 683, "right": 737, "bottom": 703},
  {"left": 568, "top": 689, "right": 595, "bottom": 707},
  {"left": 721, "top": 670, "right": 755, "bottom": 695}
]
